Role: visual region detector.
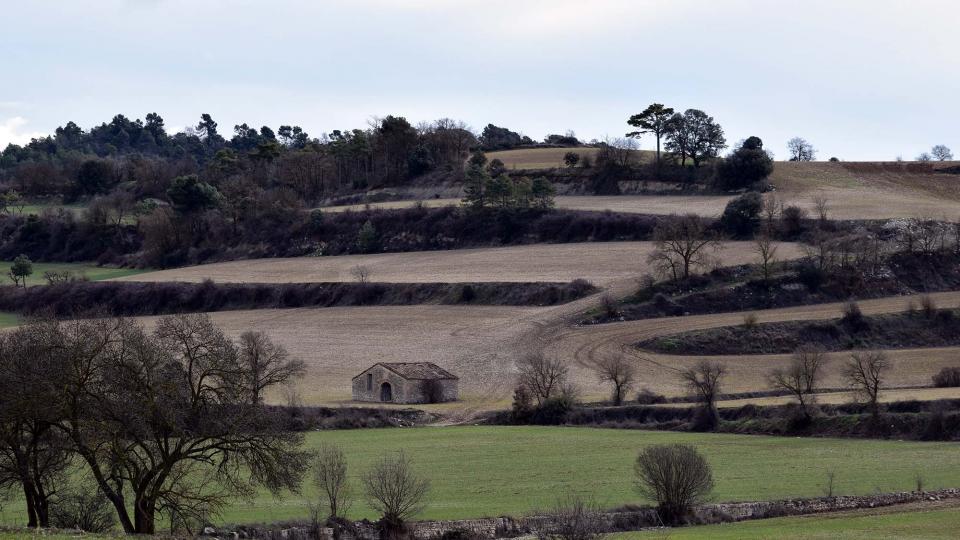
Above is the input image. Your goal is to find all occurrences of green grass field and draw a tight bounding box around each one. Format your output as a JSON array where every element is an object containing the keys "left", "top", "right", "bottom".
[
  {"left": 0, "top": 261, "right": 145, "bottom": 287},
  {"left": 218, "top": 427, "right": 960, "bottom": 524},
  {"left": 618, "top": 504, "right": 960, "bottom": 539},
  {"left": 2, "top": 426, "right": 960, "bottom": 529}
]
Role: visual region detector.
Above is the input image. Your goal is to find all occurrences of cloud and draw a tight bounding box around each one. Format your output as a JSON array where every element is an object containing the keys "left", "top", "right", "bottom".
[{"left": 0, "top": 117, "right": 47, "bottom": 148}]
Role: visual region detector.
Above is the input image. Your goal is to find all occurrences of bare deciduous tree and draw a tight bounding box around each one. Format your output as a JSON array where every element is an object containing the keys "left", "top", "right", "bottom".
[
  {"left": 680, "top": 361, "right": 726, "bottom": 431},
  {"left": 634, "top": 444, "right": 714, "bottom": 525},
  {"left": 931, "top": 145, "right": 953, "bottom": 161},
  {"left": 362, "top": 451, "right": 430, "bottom": 530},
  {"left": 0, "top": 322, "right": 72, "bottom": 527},
  {"left": 769, "top": 345, "right": 827, "bottom": 420},
  {"left": 787, "top": 137, "right": 816, "bottom": 161},
  {"left": 590, "top": 356, "right": 637, "bottom": 406},
  {"left": 54, "top": 315, "right": 310, "bottom": 534},
  {"left": 350, "top": 265, "right": 372, "bottom": 284},
  {"left": 239, "top": 330, "right": 306, "bottom": 405},
  {"left": 754, "top": 233, "right": 779, "bottom": 282},
  {"left": 812, "top": 195, "right": 829, "bottom": 222},
  {"left": 647, "top": 214, "right": 720, "bottom": 280},
  {"left": 762, "top": 193, "right": 782, "bottom": 224},
  {"left": 311, "top": 444, "right": 352, "bottom": 520},
  {"left": 516, "top": 354, "right": 569, "bottom": 405},
  {"left": 844, "top": 351, "right": 890, "bottom": 419}
]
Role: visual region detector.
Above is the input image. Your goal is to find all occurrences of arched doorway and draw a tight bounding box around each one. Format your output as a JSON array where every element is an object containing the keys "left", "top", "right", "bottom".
[{"left": 380, "top": 382, "right": 393, "bottom": 402}]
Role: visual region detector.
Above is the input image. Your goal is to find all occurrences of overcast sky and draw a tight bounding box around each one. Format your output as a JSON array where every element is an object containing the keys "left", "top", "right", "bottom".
[{"left": 2, "top": 0, "right": 958, "bottom": 160}]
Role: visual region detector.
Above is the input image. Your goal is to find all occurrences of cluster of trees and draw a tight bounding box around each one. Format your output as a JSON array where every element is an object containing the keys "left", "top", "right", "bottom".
[
  {"left": 626, "top": 103, "right": 726, "bottom": 168},
  {"left": 0, "top": 113, "right": 482, "bottom": 204},
  {"left": 461, "top": 151, "right": 556, "bottom": 210},
  {"left": 0, "top": 314, "right": 308, "bottom": 534},
  {"left": 916, "top": 145, "right": 953, "bottom": 162}
]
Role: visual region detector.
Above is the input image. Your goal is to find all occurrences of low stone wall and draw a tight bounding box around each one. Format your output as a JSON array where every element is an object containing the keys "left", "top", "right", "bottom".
[{"left": 204, "top": 488, "right": 960, "bottom": 539}]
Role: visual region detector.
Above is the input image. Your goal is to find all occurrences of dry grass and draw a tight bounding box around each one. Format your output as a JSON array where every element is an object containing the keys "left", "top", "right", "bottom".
[
  {"left": 321, "top": 161, "right": 960, "bottom": 219},
  {"left": 484, "top": 147, "right": 654, "bottom": 169},
  {"left": 114, "top": 241, "right": 801, "bottom": 286}
]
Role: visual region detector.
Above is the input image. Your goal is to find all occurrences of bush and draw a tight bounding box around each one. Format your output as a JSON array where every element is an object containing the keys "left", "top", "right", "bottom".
[
  {"left": 636, "top": 389, "right": 667, "bottom": 405},
  {"left": 714, "top": 140, "right": 774, "bottom": 191},
  {"left": 797, "top": 262, "right": 825, "bottom": 291},
  {"left": 634, "top": 444, "right": 714, "bottom": 525},
  {"left": 780, "top": 205, "right": 807, "bottom": 237},
  {"left": 49, "top": 487, "right": 116, "bottom": 533},
  {"left": 841, "top": 301, "right": 867, "bottom": 331},
  {"left": 719, "top": 192, "right": 763, "bottom": 237},
  {"left": 742, "top": 312, "right": 758, "bottom": 329},
  {"left": 529, "top": 395, "right": 577, "bottom": 425},
  {"left": 932, "top": 367, "right": 960, "bottom": 388}
]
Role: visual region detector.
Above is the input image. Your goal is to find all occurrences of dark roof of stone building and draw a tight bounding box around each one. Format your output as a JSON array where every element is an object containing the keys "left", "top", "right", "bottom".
[{"left": 354, "top": 362, "right": 458, "bottom": 381}]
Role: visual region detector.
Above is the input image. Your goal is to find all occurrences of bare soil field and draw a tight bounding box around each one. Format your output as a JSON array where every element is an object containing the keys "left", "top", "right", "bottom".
[
  {"left": 544, "top": 290, "right": 960, "bottom": 402},
  {"left": 115, "top": 241, "right": 801, "bottom": 286},
  {"left": 134, "top": 305, "right": 539, "bottom": 405},
  {"left": 123, "top": 287, "right": 960, "bottom": 409}
]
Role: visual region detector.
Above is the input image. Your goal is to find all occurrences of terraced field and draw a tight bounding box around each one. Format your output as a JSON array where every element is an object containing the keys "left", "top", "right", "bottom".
[
  {"left": 114, "top": 241, "right": 800, "bottom": 286},
  {"left": 320, "top": 161, "right": 960, "bottom": 220}
]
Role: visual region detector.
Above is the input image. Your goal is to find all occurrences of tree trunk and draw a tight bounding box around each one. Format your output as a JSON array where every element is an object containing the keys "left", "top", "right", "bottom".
[
  {"left": 22, "top": 482, "right": 38, "bottom": 528},
  {"left": 134, "top": 498, "right": 156, "bottom": 535}
]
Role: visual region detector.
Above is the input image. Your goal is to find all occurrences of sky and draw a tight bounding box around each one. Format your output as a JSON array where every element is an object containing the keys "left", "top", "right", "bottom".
[{"left": 1, "top": 0, "right": 958, "bottom": 160}]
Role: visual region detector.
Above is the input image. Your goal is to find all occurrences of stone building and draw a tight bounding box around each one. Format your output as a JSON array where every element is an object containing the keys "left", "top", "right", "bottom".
[{"left": 351, "top": 362, "right": 459, "bottom": 404}]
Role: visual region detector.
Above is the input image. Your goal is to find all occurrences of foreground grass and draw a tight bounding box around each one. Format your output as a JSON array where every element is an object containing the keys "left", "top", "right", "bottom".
[
  {"left": 3, "top": 426, "right": 959, "bottom": 527},
  {"left": 0, "top": 262, "right": 145, "bottom": 287},
  {"left": 226, "top": 426, "right": 960, "bottom": 524},
  {"left": 617, "top": 504, "right": 960, "bottom": 539}
]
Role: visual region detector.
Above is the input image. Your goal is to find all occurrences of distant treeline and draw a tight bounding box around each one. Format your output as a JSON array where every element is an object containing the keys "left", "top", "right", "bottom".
[
  {"left": 0, "top": 112, "right": 582, "bottom": 203},
  {"left": 0, "top": 278, "right": 597, "bottom": 317}
]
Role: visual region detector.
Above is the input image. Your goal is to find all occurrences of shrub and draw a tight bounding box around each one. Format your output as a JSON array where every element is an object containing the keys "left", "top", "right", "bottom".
[
  {"left": 534, "top": 494, "right": 602, "bottom": 540},
  {"left": 719, "top": 192, "right": 763, "bottom": 237},
  {"left": 841, "top": 301, "right": 867, "bottom": 331},
  {"left": 600, "top": 293, "right": 620, "bottom": 319},
  {"left": 530, "top": 394, "right": 576, "bottom": 425},
  {"left": 780, "top": 205, "right": 807, "bottom": 237},
  {"left": 362, "top": 451, "right": 430, "bottom": 531},
  {"left": 49, "top": 487, "right": 116, "bottom": 533},
  {"left": 634, "top": 444, "right": 714, "bottom": 525},
  {"left": 636, "top": 389, "right": 667, "bottom": 405},
  {"left": 742, "top": 312, "right": 758, "bottom": 329},
  {"left": 932, "top": 367, "right": 960, "bottom": 388},
  {"left": 797, "top": 262, "right": 825, "bottom": 291},
  {"left": 920, "top": 295, "right": 937, "bottom": 319}
]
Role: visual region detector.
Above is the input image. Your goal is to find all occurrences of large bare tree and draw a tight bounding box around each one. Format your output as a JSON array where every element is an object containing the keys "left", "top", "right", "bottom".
[
  {"left": 52, "top": 315, "right": 309, "bottom": 534},
  {"left": 679, "top": 361, "right": 726, "bottom": 430},
  {"left": 516, "top": 354, "right": 569, "bottom": 405},
  {"left": 238, "top": 330, "right": 306, "bottom": 405},
  {"left": 590, "top": 356, "right": 637, "bottom": 406},
  {"left": 0, "top": 321, "right": 72, "bottom": 527},
  {"left": 844, "top": 351, "right": 890, "bottom": 419},
  {"left": 769, "top": 345, "right": 827, "bottom": 420},
  {"left": 648, "top": 214, "right": 720, "bottom": 280}
]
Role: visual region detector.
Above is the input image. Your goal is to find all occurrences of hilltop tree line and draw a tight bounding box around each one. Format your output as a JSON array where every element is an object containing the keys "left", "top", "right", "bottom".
[{"left": 0, "top": 113, "right": 590, "bottom": 205}]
